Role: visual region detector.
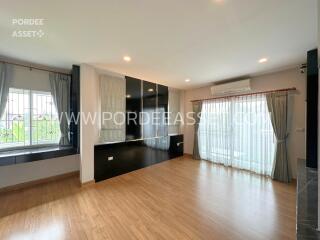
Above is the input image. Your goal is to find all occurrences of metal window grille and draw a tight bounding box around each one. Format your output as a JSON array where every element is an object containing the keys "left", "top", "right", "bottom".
[{"left": 0, "top": 88, "right": 61, "bottom": 150}]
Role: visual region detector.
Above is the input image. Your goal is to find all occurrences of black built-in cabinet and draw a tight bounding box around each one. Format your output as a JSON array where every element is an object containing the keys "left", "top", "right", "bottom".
[
  {"left": 125, "top": 77, "right": 169, "bottom": 140},
  {"left": 126, "top": 76, "right": 142, "bottom": 140},
  {"left": 306, "top": 49, "right": 318, "bottom": 168},
  {"left": 157, "top": 84, "right": 169, "bottom": 137},
  {"left": 142, "top": 81, "right": 157, "bottom": 138},
  {"left": 94, "top": 135, "right": 183, "bottom": 182},
  {"left": 95, "top": 76, "right": 182, "bottom": 182}
]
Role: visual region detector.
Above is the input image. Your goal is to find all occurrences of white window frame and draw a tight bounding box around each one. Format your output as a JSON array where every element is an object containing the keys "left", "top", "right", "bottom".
[{"left": 0, "top": 88, "right": 61, "bottom": 151}]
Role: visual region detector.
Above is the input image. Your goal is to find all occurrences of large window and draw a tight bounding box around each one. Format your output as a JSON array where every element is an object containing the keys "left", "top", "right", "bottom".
[
  {"left": 198, "top": 94, "right": 275, "bottom": 176},
  {"left": 0, "top": 88, "right": 60, "bottom": 150}
]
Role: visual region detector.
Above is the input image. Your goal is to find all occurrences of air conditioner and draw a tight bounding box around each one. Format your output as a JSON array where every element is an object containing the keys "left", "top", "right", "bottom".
[{"left": 211, "top": 79, "right": 251, "bottom": 96}]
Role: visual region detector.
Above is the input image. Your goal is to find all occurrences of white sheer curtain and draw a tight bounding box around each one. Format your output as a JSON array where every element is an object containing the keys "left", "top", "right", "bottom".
[
  {"left": 100, "top": 75, "right": 126, "bottom": 142},
  {"left": 198, "top": 94, "right": 276, "bottom": 176},
  {"left": 168, "top": 88, "right": 181, "bottom": 135}
]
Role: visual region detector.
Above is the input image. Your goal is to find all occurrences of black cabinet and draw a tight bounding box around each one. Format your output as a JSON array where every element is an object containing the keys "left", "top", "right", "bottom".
[
  {"left": 125, "top": 76, "right": 169, "bottom": 140},
  {"left": 97, "top": 75, "right": 180, "bottom": 182},
  {"left": 306, "top": 49, "right": 318, "bottom": 168},
  {"left": 94, "top": 134, "right": 184, "bottom": 182},
  {"left": 157, "top": 84, "right": 169, "bottom": 137},
  {"left": 169, "top": 134, "right": 184, "bottom": 158},
  {"left": 143, "top": 81, "right": 157, "bottom": 138},
  {"left": 126, "top": 77, "right": 142, "bottom": 140}
]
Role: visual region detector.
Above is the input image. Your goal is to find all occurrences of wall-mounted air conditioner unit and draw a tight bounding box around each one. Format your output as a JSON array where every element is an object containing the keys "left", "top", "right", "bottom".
[{"left": 211, "top": 79, "right": 251, "bottom": 96}]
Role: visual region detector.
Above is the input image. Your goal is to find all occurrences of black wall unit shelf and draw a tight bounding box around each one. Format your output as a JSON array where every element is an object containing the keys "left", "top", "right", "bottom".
[
  {"left": 125, "top": 77, "right": 169, "bottom": 140},
  {"left": 142, "top": 80, "right": 157, "bottom": 138},
  {"left": 94, "top": 135, "right": 184, "bottom": 182},
  {"left": 157, "top": 84, "right": 169, "bottom": 137},
  {"left": 96, "top": 75, "right": 178, "bottom": 182},
  {"left": 306, "top": 49, "right": 318, "bottom": 168},
  {"left": 126, "top": 76, "right": 142, "bottom": 141}
]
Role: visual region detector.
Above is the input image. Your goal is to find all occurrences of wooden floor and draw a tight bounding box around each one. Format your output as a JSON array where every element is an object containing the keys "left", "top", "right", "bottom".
[{"left": 0, "top": 156, "right": 296, "bottom": 240}]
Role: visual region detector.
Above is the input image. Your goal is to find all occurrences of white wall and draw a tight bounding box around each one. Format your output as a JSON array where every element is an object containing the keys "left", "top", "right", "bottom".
[
  {"left": 183, "top": 67, "right": 306, "bottom": 178},
  {"left": 80, "top": 64, "right": 100, "bottom": 184},
  {"left": 0, "top": 155, "right": 79, "bottom": 188}
]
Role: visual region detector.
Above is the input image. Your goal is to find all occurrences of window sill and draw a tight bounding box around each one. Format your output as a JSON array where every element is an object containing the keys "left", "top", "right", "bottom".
[{"left": 0, "top": 146, "right": 77, "bottom": 166}]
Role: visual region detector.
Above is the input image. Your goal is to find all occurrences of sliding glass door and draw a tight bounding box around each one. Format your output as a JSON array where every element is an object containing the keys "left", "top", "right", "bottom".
[{"left": 198, "top": 94, "right": 275, "bottom": 176}]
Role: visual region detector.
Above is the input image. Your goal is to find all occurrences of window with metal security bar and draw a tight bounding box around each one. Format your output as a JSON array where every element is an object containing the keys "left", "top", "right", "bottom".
[{"left": 0, "top": 88, "right": 61, "bottom": 150}]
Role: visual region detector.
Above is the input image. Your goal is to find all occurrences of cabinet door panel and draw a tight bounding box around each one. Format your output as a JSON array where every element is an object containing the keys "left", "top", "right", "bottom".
[
  {"left": 126, "top": 76, "right": 142, "bottom": 140},
  {"left": 157, "top": 84, "right": 168, "bottom": 137},
  {"left": 143, "top": 81, "right": 157, "bottom": 138}
]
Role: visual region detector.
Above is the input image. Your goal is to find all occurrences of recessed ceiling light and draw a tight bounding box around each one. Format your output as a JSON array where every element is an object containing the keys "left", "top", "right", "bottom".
[
  {"left": 148, "top": 88, "right": 154, "bottom": 92},
  {"left": 123, "top": 56, "right": 131, "bottom": 62},
  {"left": 126, "top": 94, "right": 131, "bottom": 98},
  {"left": 185, "top": 78, "right": 190, "bottom": 82},
  {"left": 258, "top": 58, "right": 268, "bottom": 63}
]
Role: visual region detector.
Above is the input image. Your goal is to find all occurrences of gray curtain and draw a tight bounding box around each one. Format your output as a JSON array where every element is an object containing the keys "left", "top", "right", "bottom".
[
  {"left": 49, "top": 73, "right": 71, "bottom": 146},
  {"left": 266, "top": 92, "right": 291, "bottom": 183},
  {"left": 0, "top": 63, "right": 9, "bottom": 119},
  {"left": 192, "top": 101, "right": 203, "bottom": 160}
]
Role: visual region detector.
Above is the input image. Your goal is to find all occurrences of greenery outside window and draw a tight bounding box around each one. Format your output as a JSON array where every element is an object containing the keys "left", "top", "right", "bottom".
[{"left": 0, "top": 88, "right": 61, "bottom": 150}]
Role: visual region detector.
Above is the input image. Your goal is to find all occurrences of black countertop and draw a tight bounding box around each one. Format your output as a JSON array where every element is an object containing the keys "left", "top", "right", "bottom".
[
  {"left": 0, "top": 146, "right": 77, "bottom": 166},
  {"left": 297, "top": 159, "right": 320, "bottom": 239},
  {"left": 95, "top": 134, "right": 182, "bottom": 146}
]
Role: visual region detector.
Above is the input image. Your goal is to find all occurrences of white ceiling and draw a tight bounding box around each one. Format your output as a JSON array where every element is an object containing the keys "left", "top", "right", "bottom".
[{"left": 0, "top": 0, "right": 317, "bottom": 89}]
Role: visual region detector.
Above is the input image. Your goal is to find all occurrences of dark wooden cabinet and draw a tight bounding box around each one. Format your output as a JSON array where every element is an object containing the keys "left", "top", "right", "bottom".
[
  {"left": 306, "top": 49, "right": 318, "bottom": 168},
  {"left": 125, "top": 77, "right": 169, "bottom": 141},
  {"left": 169, "top": 134, "right": 184, "bottom": 158},
  {"left": 157, "top": 84, "right": 169, "bottom": 137},
  {"left": 97, "top": 75, "right": 177, "bottom": 182},
  {"left": 143, "top": 81, "right": 157, "bottom": 138},
  {"left": 126, "top": 76, "right": 142, "bottom": 141},
  {"left": 94, "top": 135, "right": 184, "bottom": 182}
]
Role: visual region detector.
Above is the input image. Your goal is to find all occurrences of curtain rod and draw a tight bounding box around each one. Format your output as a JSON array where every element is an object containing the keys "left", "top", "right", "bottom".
[
  {"left": 0, "top": 60, "right": 71, "bottom": 75},
  {"left": 190, "top": 87, "right": 297, "bottom": 103}
]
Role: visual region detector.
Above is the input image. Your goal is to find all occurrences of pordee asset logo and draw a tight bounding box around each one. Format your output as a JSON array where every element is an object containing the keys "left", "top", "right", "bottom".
[{"left": 12, "top": 18, "right": 45, "bottom": 38}]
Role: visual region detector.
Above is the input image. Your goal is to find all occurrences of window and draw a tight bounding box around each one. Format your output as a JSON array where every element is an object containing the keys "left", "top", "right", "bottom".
[
  {"left": 0, "top": 88, "right": 60, "bottom": 150},
  {"left": 198, "top": 94, "right": 275, "bottom": 176}
]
